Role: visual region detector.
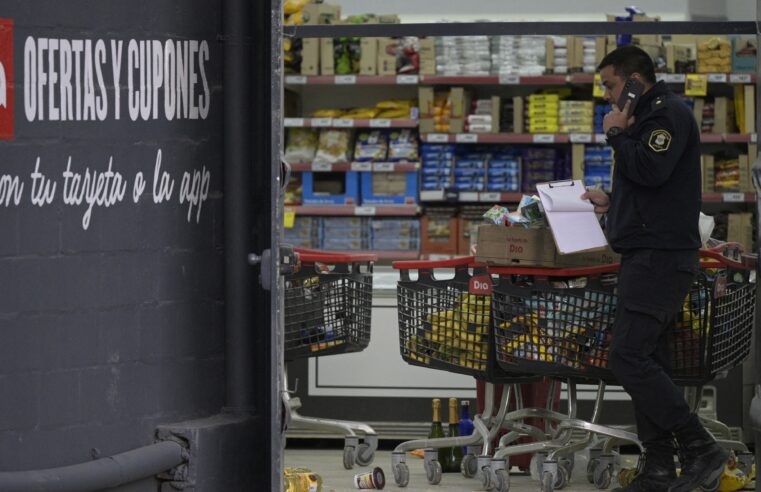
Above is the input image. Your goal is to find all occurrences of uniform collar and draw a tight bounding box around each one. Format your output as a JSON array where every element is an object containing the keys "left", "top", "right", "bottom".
[{"left": 633, "top": 80, "right": 669, "bottom": 117}]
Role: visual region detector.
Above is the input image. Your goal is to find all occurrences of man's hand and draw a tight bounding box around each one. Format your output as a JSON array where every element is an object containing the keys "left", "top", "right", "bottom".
[
  {"left": 581, "top": 190, "right": 610, "bottom": 214},
  {"left": 602, "top": 100, "right": 635, "bottom": 132}
]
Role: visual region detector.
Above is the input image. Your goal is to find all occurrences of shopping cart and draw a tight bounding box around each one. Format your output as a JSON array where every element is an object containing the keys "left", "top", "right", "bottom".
[
  {"left": 488, "top": 244, "right": 756, "bottom": 491},
  {"left": 283, "top": 248, "right": 379, "bottom": 469},
  {"left": 392, "top": 257, "right": 567, "bottom": 489}
]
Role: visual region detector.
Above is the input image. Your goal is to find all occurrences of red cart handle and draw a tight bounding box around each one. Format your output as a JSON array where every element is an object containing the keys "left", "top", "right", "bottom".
[
  {"left": 294, "top": 247, "right": 377, "bottom": 263},
  {"left": 487, "top": 263, "right": 620, "bottom": 276},
  {"left": 392, "top": 256, "right": 482, "bottom": 270},
  {"left": 699, "top": 247, "right": 753, "bottom": 271}
]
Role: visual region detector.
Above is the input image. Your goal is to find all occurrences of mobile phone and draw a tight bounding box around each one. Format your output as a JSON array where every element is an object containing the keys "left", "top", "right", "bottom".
[{"left": 617, "top": 77, "right": 645, "bottom": 116}]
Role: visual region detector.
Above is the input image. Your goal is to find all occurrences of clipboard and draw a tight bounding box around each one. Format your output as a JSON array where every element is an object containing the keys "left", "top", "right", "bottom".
[{"left": 536, "top": 179, "right": 608, "bottom": 254}]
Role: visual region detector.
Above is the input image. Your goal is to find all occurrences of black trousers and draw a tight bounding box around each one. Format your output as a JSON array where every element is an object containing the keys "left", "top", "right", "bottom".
[{"left": 609, "top": 248, "right": 699, "bottom": 445}]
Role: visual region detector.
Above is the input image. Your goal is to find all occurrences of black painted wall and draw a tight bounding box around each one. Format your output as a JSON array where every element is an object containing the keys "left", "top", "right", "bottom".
[{"left": 0, "top": 0, "right": 225, "bottom": 480}]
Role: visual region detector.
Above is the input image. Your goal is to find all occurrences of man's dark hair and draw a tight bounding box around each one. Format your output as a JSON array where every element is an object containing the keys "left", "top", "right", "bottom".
[{"left": 597, "top": 45, "right": 656, "bottom": 84}]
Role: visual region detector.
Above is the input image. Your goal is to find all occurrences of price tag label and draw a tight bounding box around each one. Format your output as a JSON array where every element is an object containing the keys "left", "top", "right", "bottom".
[
  {"left": 332, "top": 118, "right": 354, "bottom": 127},
  {"left": 685, "top": 74, "right": 708, "bottom": 96},
  {"left": 354, "top": 206, "right": 376, "bottom": 216},
  {"left": 594, "top": 133, "right": 607, "bottom": 143},
  {"left": 284, "top": 208, "right": 296, "bottom": 228},
  {"left": 369, "top": 119, "right": 391, "bottom": 128},
  {"left": 480, "top": 192, "right": 501, "bottom": 202},
  {"left": 311, "top": 162, "right": 332, "bottom": 172},
  {"left": 311, "top": 118, "right": 332, "bottom": 127},
  {"left": 593, "top": 73, "right": 605, "bottom": 98},
  {"left": 707, "top": 73, "right": 727, "bottom": 83},
  {"left": 533, "top": 134, "right": 555, "bottom": 143},
  {"left": 426, "top": 133, "right": 449, "bottom": 143},
  {"left": 499, "top": 74, "right": 521, "bottom": 85},
  {"left": 283, "top": 118, "right": 305, "bottom": 127},
  {"left": 420, "top": 190, "right": 445, "bottom": 201},
  {"left": 456, "top": 133, "right": 478, "bottom": 143},
  {"left": 569, "top": 133, "right": 593, "bottom": 143},
  {"left": 665, "top": 74, "right": 686, "bottom": 83},
  {"left": 752, "top": 133, "right": 758, "bottom": 143},
  {"left": 285, "top": 75, "right": 307, "bottom": 84},
  {"left": 334, "top": 75, "right": 357, "bottom": 84},
  {"left": 396, "top": 75, "right": 418, "bottom": 84},
  {"left": 722, "top": 192, "right": 746, "bottom": 203},
  {"left": 459, "top": 192, "right": 479, "bottom": 202},
  {"left": 373, "top": 162, "right": 394, "bottom": 172},
  {"left": 351, "top": 162, "right": 372, "bottom": 171},
  {"left": 730, "top": 73, "right": 752, "bottom": 83},
  {"left": 655, "top": 73, "right": 667, "bottom": 82}
]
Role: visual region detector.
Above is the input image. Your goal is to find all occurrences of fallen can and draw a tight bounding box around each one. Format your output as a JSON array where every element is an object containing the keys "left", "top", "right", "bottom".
[{"left": 353, "top": 466, "right": 385, "bottom": 489}]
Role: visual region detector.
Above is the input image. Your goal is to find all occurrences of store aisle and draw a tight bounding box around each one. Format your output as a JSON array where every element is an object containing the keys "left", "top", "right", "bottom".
[{"left": 284, "top": 448, "right": 633, "bottom": 491}]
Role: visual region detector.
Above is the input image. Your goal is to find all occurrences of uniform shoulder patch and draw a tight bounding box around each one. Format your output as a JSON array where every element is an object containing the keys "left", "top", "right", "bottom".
[
  {"left": 651, "top": 96, "right": 667, "bottom": 112},
  {"left": 648, "top": 129, "right": 672, "bottom": 152}
]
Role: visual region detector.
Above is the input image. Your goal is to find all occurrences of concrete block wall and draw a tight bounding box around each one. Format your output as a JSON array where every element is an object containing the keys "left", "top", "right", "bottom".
[{"left": 0, "top": 0, "right": 226, "bottom": 477}]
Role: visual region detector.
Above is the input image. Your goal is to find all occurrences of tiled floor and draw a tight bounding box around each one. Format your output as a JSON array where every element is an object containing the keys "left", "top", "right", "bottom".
[{"left": 284, "top": 447, "right": 639, "bottom": 491}]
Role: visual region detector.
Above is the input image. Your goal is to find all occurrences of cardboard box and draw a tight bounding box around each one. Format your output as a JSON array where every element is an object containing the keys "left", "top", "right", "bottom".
[
  {"left": 419, "top": 118, "right": 435, "bottom": 134},
  {"left": 302, "top": 3, "right": 341, "bottom": 25},
  {"left": 377, "top": 37, "right": 397, "bottom": 75},
  {"left": 301, "top": 38, "right": 320, "bottom": 75},
  {"left": 513, "top": 96, "right": 524, "bottom": 134},
  {"left": 360, "top": 37, "right": 378, "bottom": 75},
  {"left": 595, "top": 36, "right": 608, "bottom": 67},
  {"left": 421, "top": 216, "right": 459, "bottom": 255},
  {"left": 732, "top": 35, "right": 757, "bottom": 73},
  {"left": 739, "top": 154, "right": 754, "bottom": 192},
  {"left": 457, "top": 218, "right": 482, "bottom": 255},
  {"left": 743, "top": 85, "right": 755, "bottom": 134},
  {"left": 419, "top": 38, "right": 436, "bottom": 75},
  {"left": 448, "top": 118, "right": 465, "bottom": 134},
  {"left": 712, "top": 97, "right": 731, "bottom": 134},
  {"left": 475, "top": 225, "right": 620, "bottom": 268},
  {"left": 567, "top": 36, "right": 584, "bottom": 72},
  {"left": 665, "top": 42, "right": 696, "bottom": 73},
  {"left": 572, "top": 144, "right": 585, "bottom": 181},
  {"left": 701, "top": 154, "right": 715, "bottom": 192},
  {"left": 490, "top": 95, "right": 501, "bottom": 133},
  {"left": 418, "top": 87, "right": 435, "bottom": 116},
  {"left": 360, "top": 171, "right": 418, "bottom": 205},
  {"left": 727, "top": 213, "right": 754, "bottom": 250},
  {"left": 692, "top": 97, "right": 704, "bottom": 129},
  {"left": 449, "top": 87, "right": 470, "bottom": 118},
  {"left": 632, "top": 14, "right": 662, "bottom": 47},
  {"left": 320, "top": 38, "right": 335, "bottom": 75},
  {"left": 302, "top": 171, "right": 359, "bottom": 205}
]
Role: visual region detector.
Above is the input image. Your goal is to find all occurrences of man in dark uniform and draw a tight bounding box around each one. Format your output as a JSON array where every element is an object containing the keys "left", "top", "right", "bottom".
[{"left": 582, "top": 45, "right": 728, "bottom": 492}]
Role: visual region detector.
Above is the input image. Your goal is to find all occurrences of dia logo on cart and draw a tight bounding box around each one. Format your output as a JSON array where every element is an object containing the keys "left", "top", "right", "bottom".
[
  {"left": 0, "top": 18, "right": 12, "bottom": 140},
  {"left": 469, "top": 274, "right": 493, "bottom": 295}
]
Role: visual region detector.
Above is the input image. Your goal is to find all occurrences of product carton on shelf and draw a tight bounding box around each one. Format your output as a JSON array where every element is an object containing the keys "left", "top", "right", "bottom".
[
  {"left": 319, "top": 38, "right": 335, "bottom": 75},
  {"left": 377, "top": 38, "right": 397, "bottom": 75},
  {"left": 419, "top": 38, "right": 436, "bottom": 75},
  {"left": 301, "top": 3, "right": 341, "bottom": 25},
  {"left": 301, "top": 38, "right": 320, "bottom": 75},
  {"left": 732, "top": 35, "right": 757, "bottom": 73},
  {"left": 301, "top": 171, "right": 360, "bottom": 205},
  {"left": 475, "top": 224, "right": 620, "bottom": 268},
  {"left": 712, "top": 97, "right": 733, "bottom": 134},
  {"left": 701, "top": 154, "right": 715, "bottom": 192},
  {"left": 360, "top": 37, "right": 378, "bottom": 75},
  {"left": 421, "top": 215, "right": 459, "bottom": 255},
  {"left": 360, "top": 171, "right": 418, "bottom": 205},
  {"left": 738, "top": 154, "right": 754, "bottom": 192},
  {"left": 631, "top": 14, "right": 662, "bottom": 47},
  {"left": 664, "top": 42, "right": 696, "bottom": 73},
  {"left": 727, "top": 213, "right": 754, "bottom": 251}
]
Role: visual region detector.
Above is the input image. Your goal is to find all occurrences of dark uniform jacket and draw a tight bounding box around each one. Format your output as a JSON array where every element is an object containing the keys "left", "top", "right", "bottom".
[{"left": 606, "top": 80, "right": 702, "bottom": 252}]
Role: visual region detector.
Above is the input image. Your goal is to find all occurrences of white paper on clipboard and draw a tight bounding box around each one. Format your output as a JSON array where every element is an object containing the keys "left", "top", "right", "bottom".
[{"left": 536, "top": 179, "right": 608, "bottom": 254}]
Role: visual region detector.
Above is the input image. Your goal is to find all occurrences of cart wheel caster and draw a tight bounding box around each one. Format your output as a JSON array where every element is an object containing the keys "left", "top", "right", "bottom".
[
  {"left": 461, "top": 453, "right": 478, "bottom": 478},
  {"left": 481, "top": 465, "right": 493, "bottom": 490},
  {"left": 593, "top": 463, "right": 612, "bottom": 489},
  {"left": 355, "top": 443, "right": 374, "bottom": 466},
  {"left": 426, "top": 459, "right": 442, "bottom": 485},
  {"left": 495, "top": 468, "right": 510, "bottom": 492},
  {"left": 736, "top": 451, "right": 754, "bottom": 475},
  {"left": 559, "top": 456, "right": 574, "bottom": 481},
  {"left": 699, "top": 473, "right": 721, "bottom": 492},
  {"left": 541, "top": 471, "right": 554, "bottom": 492},
  {"left": 530, "top": 453, "right": 546, "bottom": 480},
  {"left": 393, "top": 462, "right": 410, "bottom": 488},
  {"left": 554, "top": 465, "right": 569, "bottom": 490},
  {"left": 342, "top": 446, "right": 355, "bottom": 470},
  {"left": 587, "top": 459, "right": 598, "bottom": 484}
]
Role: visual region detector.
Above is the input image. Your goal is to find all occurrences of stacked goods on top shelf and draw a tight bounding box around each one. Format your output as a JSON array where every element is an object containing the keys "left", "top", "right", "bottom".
[
  {"left": 436, "top": 36, "right": 492, "bottom": 76},
  {"left": 697, "top": 37, "right": 732, "bottom": 74},
  {"left": 526, "top": 93, "right": 561, "bottom": 134},
  {"left": 491, "top": 36, "right": 546, "bottom": 76}
]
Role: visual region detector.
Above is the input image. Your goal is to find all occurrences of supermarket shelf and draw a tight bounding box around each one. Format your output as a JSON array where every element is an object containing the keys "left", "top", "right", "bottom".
[
  {"left": 420, "top": 190, "right": 522, "bottom": 203},
  {"left": 702, "top": 192, "right": 756, "bottom": 203},
  {"left": 283, "top": 117, "right": 418, "bottom": 128},
  {"left": 289, "top": 161, "right": 420, "bottom": 172},
  {"left": 289, "top": 205, "right": 420, "bottom": 216},
  {"left": 420, "top": 133, "right": 756, "bottom": 144},
  {"left": 284, "top": 73, "right": 755, "bottom": 87},
  {"left": 300, "top": 250, "right": 420, "bottom": 261}
]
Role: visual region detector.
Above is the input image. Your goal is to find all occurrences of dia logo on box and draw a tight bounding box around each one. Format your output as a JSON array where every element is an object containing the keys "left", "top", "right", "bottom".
[{"left": 0, "top": 18, "right": 13, "bottom": 140}]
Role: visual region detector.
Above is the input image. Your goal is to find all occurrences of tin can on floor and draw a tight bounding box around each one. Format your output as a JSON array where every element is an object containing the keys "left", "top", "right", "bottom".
[{"left": 353, "top": 466, "right": 385, "bottom": 489}]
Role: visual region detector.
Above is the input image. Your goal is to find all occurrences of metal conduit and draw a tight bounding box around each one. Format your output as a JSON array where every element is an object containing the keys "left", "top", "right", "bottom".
[{"left": 0, "top": 441, "right": 186, "bottom": 492}]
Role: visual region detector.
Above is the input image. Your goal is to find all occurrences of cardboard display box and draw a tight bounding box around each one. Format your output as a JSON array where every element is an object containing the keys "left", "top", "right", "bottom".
[
  {"left": 475, "top": 224, "right": 620, "bottom": 268},
  {"left": 727, "top": 213, "right": 754, "bottom": 251},
  {"left": 302, "top": 3, "right": 341, "bottom": 25},
  {"left": 360, "top": 37, "right": 378, "bottom": 75},
  {"left": 302, "top": 171, "right": 359, "bottom": 205},
  {"left": 301, "top": 38, "right": 320, "bottom": 75},
  {"left": 732, "top": 35, "right": 757, "bottom": 73},
  {"left": 419, "top": 38, "right": 436, "bottom": 75},
  {"left": 319, "top": 38, "right": 335, "bottom": 75},
  {"left": 701, "top": 154, "right": 715, "bottom": 192},
  {"left": 377, "top": 38, "right": 397, "bottom": 75},
  {"left": 360, "top": 171, "right": 418, "bottom": 205},
  {"left": 421, "top": 216, "right": 459, "bottom": 255}
]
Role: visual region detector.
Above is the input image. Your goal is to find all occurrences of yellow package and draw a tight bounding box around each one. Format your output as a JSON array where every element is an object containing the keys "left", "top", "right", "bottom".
[
  {"left": 311, "top": 109, "right": 345, "bottom": 118},
  {"left": 376, "top": 99, "right": 415, "bottom": 110},
  {"left": 284, "top": 11, "right": 304, "bottom": 25},
  {"left": 284, "top": 0, "right": 310, "bottom": 15},
  {"left": 376, "top": 108, "right": 411, "bottom": 119}
]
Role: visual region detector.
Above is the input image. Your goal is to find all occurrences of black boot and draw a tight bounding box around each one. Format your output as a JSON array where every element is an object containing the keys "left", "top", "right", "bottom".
[
  {"left": 612, "top": 439, "right": 676, "bottom": 491},
  {"left": 668, "top": 414, "right": 728, "bottom": 492}
]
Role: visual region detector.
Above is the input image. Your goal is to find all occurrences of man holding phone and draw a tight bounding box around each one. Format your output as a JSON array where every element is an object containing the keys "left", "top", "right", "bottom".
[{"left": 581, "top": 46, "right": 726, "bottom": 492}]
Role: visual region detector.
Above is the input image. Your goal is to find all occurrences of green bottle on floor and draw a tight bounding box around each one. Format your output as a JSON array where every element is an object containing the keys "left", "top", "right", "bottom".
[
  {"left": 444, "top": 397, "right": 463, "bottom": 472},
  {"left": 428, "top": 398, "right": 446, "bottom": 467}
]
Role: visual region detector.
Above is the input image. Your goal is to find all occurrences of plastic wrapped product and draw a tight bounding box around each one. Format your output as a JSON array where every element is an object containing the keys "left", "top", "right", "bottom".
[
  {"left": 284, "top": 128, "right": 319, "bottom": 162},
  {"left": 353, "top": 130, "right": 388, "bottom": 162},
  {"left": 387, "top": 130, "right": 419, "bottom": 162},
  {"left": 314, "top": 129, "right": 354, "bottom": 164}
]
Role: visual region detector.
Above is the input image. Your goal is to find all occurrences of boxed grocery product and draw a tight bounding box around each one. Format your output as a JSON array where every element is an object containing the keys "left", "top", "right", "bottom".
[
  {"left": 360, "top": 171, "right": 418, "bottom": 205},
  {"left": 353, "top": 130, "right": 388, "bottom": 161},
  {"left": 421, "top": 211, "right": 458, "bottom": 255},
  {"left": 301, "top": 171, "right": 360, "bottom": 205},
  {"left": 360, "top": 37, "right": 378, "bottom": 75},
  {"left": 301, "top": 3, "right": 341, "bottom": 25},
  {"left": 301, "top": 38, "right": 320, "bottom": 75},
  {"left": 697, "top": 37, "right": 731, "bottom": 73},
  {"left": 665, "top": 42, "right": 696, "bottom": 73},
  {"left": 377, "top": 38, "right": 397, "bottom": 75},
  {"left": 732, "top": 35, "right": 757, "bottom": 72},
  {"left": 727, "top": 213, "right": 754, "bottom": 250},
  {"left": 701, "top": 154, "right": 715, "bottom": 192},
  {"left": 475, "top": 225, "right": 619, "bottom": 267},
  {"left": 419, "top": 38, "right": 436, "bottom": 75},
  {"left": 320, "top": 38, "right": 335, "bottom": 75}
]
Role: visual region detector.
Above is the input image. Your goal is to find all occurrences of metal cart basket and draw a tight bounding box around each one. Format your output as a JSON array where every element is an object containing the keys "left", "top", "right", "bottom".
[{"left": 283, "top": 248, "right": 379, "bottom": 469}]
